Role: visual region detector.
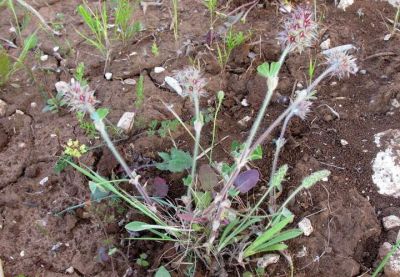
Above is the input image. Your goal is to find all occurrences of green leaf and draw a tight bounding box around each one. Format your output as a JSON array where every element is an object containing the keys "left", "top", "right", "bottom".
[
  {"left": 270, "top": 164, "right": 288, "bottom": 191},
  {"left": 89, "top": 181, "right": 110, "bottom": 202},
  {"left": 251, "top": 229, "right": 303, "bottom": 253},
  {"left": 250, "top": 145, "right": 263, "bottom": 160},
  {"left": 0, "top": 49, "right": 10, "bottom": 84},
  {"left": 301, "top": 170, "right": 330, "bottom": 189},
  {"left": 125, "top": 221, "right": 183, "bottom": 232},
  {"left": 96, "top": 108, "right": 109, "bottom": 120},
  {"left": 155, "top": 266, "right": 171, "bottom": 277},
  {"left": 257, "top": 62, "right": 270, "bottom": 78},
  {"left": 156, "top": 148, "right": 192, "bottom": 173},
  {"left": 193, "top": 191, "right": 212, "bottom": 210}
]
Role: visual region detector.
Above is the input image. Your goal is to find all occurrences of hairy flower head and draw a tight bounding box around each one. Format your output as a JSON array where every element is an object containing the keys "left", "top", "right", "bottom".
[
  {"left": 323, "top": 44, "right": 358, "bottom": 79},
  {"left": 292, "top": 90, "right": 313, "bottom": 120},
  {"left": 173, "top": 67, "right": 207, "bottom": 98},
  {"left": 278, "top": 6, "right": 318, "bottom": 53},
  {"left": 55, "top": 79, "right": 99, "bottom": 113}
]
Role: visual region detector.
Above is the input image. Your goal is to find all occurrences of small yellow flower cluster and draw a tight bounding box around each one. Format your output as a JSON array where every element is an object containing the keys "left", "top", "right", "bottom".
[{"left": 64, "top": 139, "right": 87, "bottom": 158}]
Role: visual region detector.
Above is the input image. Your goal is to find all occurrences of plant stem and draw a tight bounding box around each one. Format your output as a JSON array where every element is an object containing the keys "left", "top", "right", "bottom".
[
  {"left": 209, "top": 93, "right": 223, "bottom": 163},
  {"left": 89, "top": 107, "right": 153, "bottom": 205},
  {"left": 189, "top": 94, "right": 202, "bottom": 199},
  {"left": 393, "top": 7, "right": 400, "bottom": 35}
]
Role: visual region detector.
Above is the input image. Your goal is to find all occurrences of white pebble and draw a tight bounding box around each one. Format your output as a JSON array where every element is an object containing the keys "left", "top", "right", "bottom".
[
  {"left": 298, "top": 218, "right": 313, "bottom": 236},
  {"left": 123, "top": 78, "right": 136, "bottom": 85},
  {"left": 105, "top": 72, "right": 113, "bottom": 80},
  {"left": 241, "top": 98, "right": 249, "bottom": 107},
  {"left": 53, "top": 46, "right": 60, "bottom": 52},
  {"left": 154, "top": 67, "right": 165, "bottom": 73},
  {"left": 39, "top": 177, "right": 49, "bottom": 186},
  {"left": 117, "top": 112, "right": 135, "bottom": 133},
  {"left": 320, "top": 38, "right": 331, "bottom": 50},
  {"left": 383, "top": 215, "right": 400, "bottom": 230},
  {"left": 65, "top": 267, "right": 74, "bottom": 274},
  {"left": 340, "top": 139, "right": 349, "bottom": 146},
  {"left": 165, "top": 76, "right": 183, "bottom": 96},
  {"left": 40, "top": 55, "right": 49, "bottom": 62},
  {"left": 20, "top": 250, "right": 25, "bottom": 257},
  {"left": 31, "top": 102, "right": 37, "bottom": 108}
]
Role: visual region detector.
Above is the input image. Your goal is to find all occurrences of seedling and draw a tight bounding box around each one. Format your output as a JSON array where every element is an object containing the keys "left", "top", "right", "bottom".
[
  {"left": 136, "top": 253, "right": 149, "bottom": 268},
  {"left": 216, "top": 28, "right": 248, "bottom": 70},
  {"left": 151, "top": 41, "right": 160, "bottom": 56},
  {"left": 171, "top": 0, "right": 179, "bottom": 40},
  {"left": 42, "top": 91, "right": 66, "bottom": 113},
  {"left": 135, "top": 75, "right": 144, "bottom": 109},
  {"left": 204, "top": 0, "right": 218, "bottom": 30},
  {"left": 114, "top": 0, "right": 142, "bottom": 44}
]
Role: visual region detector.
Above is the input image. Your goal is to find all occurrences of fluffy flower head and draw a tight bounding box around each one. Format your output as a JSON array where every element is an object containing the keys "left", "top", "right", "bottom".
[
  {"left": 173, "top": 67, "right": 207, "bottom": 98},
  {"left": 292, "top": 90, "right": 313, "bottom": 120},
  {"left": 55, "top": 79, "right": 99, "bottom": 113},
  {"left": 278, "top": 6, "right": 318, "bottom": 53},
  {"left": 323, "top": 44, "right": 358, "bottom": 79}
]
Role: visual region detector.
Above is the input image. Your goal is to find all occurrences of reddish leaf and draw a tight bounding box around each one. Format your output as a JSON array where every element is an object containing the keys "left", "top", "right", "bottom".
[
  {"left": 234, "top": 169, "right": 260, "bottom": 193},
  {"left": 151, "top": 177, "right": 169, "bottom": 197},
  {"left": 198, "top": 164, "right": 219, "bottom": 191}
]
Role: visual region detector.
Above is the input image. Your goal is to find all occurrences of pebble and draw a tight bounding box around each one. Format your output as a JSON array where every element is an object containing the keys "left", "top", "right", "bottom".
[
  {"left": 360, "top": 69, "right": 367, "bottom": 75},
  {"left": 0, "top": 99, "right": 7, "bottom": 117},
  {"left": 257, "top": 254, "right": 280, "bottom": 268},
  {"left": 241, "top": 98, "right": 249, "bottom": 107},
  {"left": 31, "top": 102, "right": 37, "bottom": 108},
  {"left": 117, "top": 112, "right": 135, "bottom": 133},
  {"left": 20, "top": 250, "right": 25, "bottom": 257},
  {"left": 39, "top": 177, "right": 49, "bottom": 186},
  {"left": 53, "top": 46, "right": 60, "bottom": 52},
  {"left": 105, "top": 72, "right": 113, "bottom": 80},
  {"left": 238, "top": 116, "right": 252, "bottom": 126},
  {"left": 298, "top": 217, "right": 313, "bottom": 236},
  {"left": 123, "top": 78, "right": 136, "bottom": 85},
  {"left": 340, "top": 139, "right": 349, "bottom": 146},
  {"left": 320, "top": 38, "right": 331, "bottom": 50},
  {"left": 40, "top": 55, "right": 49, "bottom": 62},
  {"left": 65, "top": 266, "right": 74, "bottom": 274},
  {"left": 383, "top": 215, "right": 400, "bottom": 230},
  {"left": 154, "top": 67, "right": 165, "bottom": 73},
  {"left": 165, "top": 76, "right": 183, "bottom": 96}
]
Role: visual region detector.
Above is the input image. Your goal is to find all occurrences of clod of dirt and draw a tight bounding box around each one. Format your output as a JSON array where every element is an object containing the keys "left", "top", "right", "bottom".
[
  {"left": 372, "top": 129, "right": 400, "bottom": 197},
  {"left": 383, "top": 215, "right": 400, "bottom": 230}
]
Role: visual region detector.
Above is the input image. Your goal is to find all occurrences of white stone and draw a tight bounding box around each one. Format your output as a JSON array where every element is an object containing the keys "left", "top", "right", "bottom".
[
  {"left": 20, "top": 250, "right": 25, "bottom": 257},
  {"left": 238, "top": 116, "right": 252, "bottom": 126},
  {"left": 257, "top": 254, "right": 280, "bottom": 268},
  {"left": 53, "top": 46, "right": 59, "bottom": 52},
  {"left": 320, "top": 38, "right": 331, "bottom": 50},
  {"left": 384, "top": 34, "right": 392, "bottom": 41},
  {"left": 117, "top": 112, "right": 135, "bottom": 133},
  {"left": 40, "top": 55, "right": 49, "bottom": 62},
  {"left": 16, "top": 109, "right": 24, "bottom": 115},
  {"left": 31, "top": 102, "right": 37, "bottom": 108},
  {"left": 337, "top": 0, "right": 354, "bottom": 11},
  {"left": 392, "top": 99, "right": 400, "bottom": 108},
  {"left": 360, "top": 69, "right": 367, "bottom": 75},
  {"left": 65, "top": 267, "right": 74, "bottom": 274},
  {"left": 18, "top": 142, "right": 26, "bottom": 148},
  {"left": 340, "top": 139, "right": 349, "bottom": 146},
  {"left": 298, "top": 218, "right": 313, "bottom": 236},
  {"left": 241, "top": 98, "right": 249, "bottom": 107},
  {"left": 123, "top": 78, "right": 136, "bottom": 85},
  {"left": 372, "top": 129, "right": 400, "bottom": 197},
  {"left": 165, "top": 76, "right": 183, "bottom": 96},
  {"left": 0, "top": 99, "right": 7, "bottom": 117},
  {"left": 105, "top": 72, "right": 113, "bottom": 80},
  {"left": 154, "top": 67, "right": 165, "bottom": 73},
  {"left": 383, "top": 215, "right": 400, "bottom": 230},
  {"left": 39, "top": 177, "right": 49, "bottom": 186}
]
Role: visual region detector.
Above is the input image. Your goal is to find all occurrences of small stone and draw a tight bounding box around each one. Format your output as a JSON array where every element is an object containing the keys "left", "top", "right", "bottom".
[
  {"left": 241, "top": 98, "right": 249, "bottom": 107},
  {"left": 105, "top": 72, "right": 113, "bottom": 80},
  {"left": 18, "top": 142, "right": 26, "bottom": 148},
  {"left": 20, "top": 250, "right": 25, "bottom": 257},
  {"left": 0, "top": 99, "right": 7, "bottom": 117},
  {"left": 384, "top": 34, "right": 392, "bottom": 41},
  {"left": 16, "top": 109, "right": 24, "bottom": 115},
  {"left": 39, "top": 177, "right": 49, "bottom": 186},
  {"left": 31, "top": 102, "right": 37, "bottom": 108},
  {"left": 257, "top": 254, "right": 280, "bottom": 268},
  {"left": 40, "top": 55, "right": 49, "bottom": 62},
  {"left": 391, "top": 99, "right": 400, "bottom": 108},
  {"left": 65, "top": 266, "right": 74, "bottom": 274},
  {"left": 330, "top": 81, "right": 337, "bottom": 86},
  {"left": 117, "top": 112, "right": 135, "bottom": 133},
  {"left": 123, "top": 78, "right": 136, "bottom": 85},
  {"left": 379, "top": 242, "right": 392, "bottom": 258},
  {"left": 340, "top": 139, "right": 349, "bottom": 146},
  {"left": 360, "top": 69, "right": 367, "bottom": 75},
  {"left": 238, "top": 116, "right": 252, "bottom": 126},
  {"left": 165, "top": 76, "right": 183, "bottom": 96},
  {"left": 383, "top": 215, "right": 400, "bottom": 230},
  {"left": 298, "top": 217, "right": 313, "bottom": 236},
  {"left": 53, "top": 46, "right": 60, "bottom": 52},
  {"left": 51, "top": 242, "right": 63, "bottom": 252},
  {"left": 154, "top": 67, "right": 165, "bottom": 73},
  {"left": 320, "top": 38, "right": 331, "bottom": 50}
]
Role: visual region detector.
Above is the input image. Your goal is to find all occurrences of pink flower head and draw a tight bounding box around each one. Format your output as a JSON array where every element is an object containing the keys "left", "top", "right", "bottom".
[
  {"left": 173, "top": 67, "right": 207, "bottom": 98},
  {"left": 55, "top": 79, "right": 99, "bottom": 113},
  {"left": 323, "top": 44, "right": 358, "bottom": 79},
  {"left": 278, "top": 6, "right": 318, "bottom": 53}
]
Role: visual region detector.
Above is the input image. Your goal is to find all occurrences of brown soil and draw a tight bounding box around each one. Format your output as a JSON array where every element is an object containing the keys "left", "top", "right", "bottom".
[{"left": 1, "top": 0, "right": 400, "bottom": 276}]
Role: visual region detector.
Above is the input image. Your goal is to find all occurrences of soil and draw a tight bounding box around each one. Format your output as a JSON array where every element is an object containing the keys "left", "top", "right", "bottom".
[{"left": 1, "top": 0, "right": 400, "bottom": 276}]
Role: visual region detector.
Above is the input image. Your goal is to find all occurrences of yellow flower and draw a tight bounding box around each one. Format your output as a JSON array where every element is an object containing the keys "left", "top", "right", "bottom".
[{"left": 64, "top": 139, "right": 87, "bottom": 158}]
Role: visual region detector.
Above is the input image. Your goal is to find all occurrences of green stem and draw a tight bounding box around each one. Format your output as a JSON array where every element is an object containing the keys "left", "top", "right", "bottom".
[
  {"left": 372, "top": 240, "right": 400, "bottom": 277},
  {"left": 189, "top": 94, "right": 202, "bottom": 199},
  {"left": 209, "top": 93, "right": 223, "bottom": 163}
]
